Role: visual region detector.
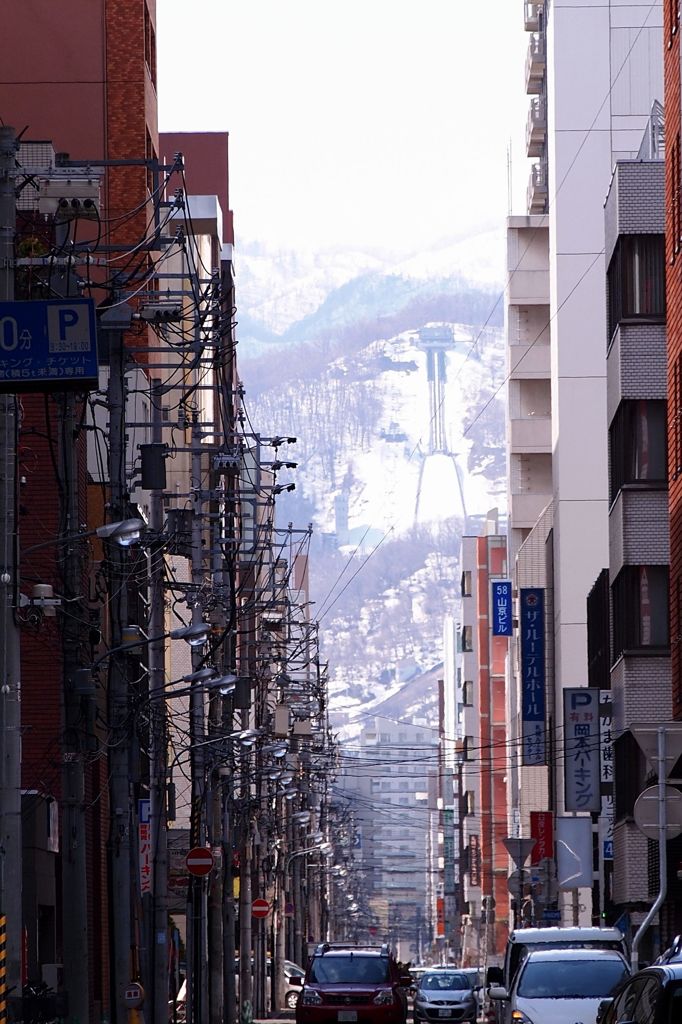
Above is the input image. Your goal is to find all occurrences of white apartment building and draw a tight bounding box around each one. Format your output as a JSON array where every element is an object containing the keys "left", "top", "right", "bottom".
[{"left": 506, "top": 0, "right": 663, "bottom": 923}]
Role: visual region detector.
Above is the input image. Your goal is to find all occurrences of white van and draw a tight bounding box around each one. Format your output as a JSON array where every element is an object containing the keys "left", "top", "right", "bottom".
[{"left": 486, "top": 926, "right": 627, "bottom": 1019}]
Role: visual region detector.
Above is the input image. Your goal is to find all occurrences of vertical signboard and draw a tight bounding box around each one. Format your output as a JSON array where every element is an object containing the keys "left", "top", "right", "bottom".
[
  {"left": 556, "top": 817, "right": 593, "bottom": 889},
  {"left": 520, "top": 588, "right": 546, "bottom": 765},
  {"left": 138, "top": 798, "right": 152, "bottom": 895},
  {"left": 491, "top": 580, "right": 513, "bottom": 636},
  {"left": 564, "top": 688, "right": 601, "bottom": 812},
  {"left": 530, "top": 811, "right": 554, "bottom": 865},
  {"left": 600, "top": 692, "right": 614, "bottom": 861},
  {"left": 443, "top": 804, "right": 456, "bottom": 933},
  {"left": 469, "top": 834, "right": 480, "bottom": 887}
]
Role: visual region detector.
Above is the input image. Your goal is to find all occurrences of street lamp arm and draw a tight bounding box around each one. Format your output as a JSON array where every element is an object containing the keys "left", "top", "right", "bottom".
[
  {"left": 22, "top": 517, "right": 144, "bottom": 555},
  {"left": 284, "top": 844, "right": 331, "bottom": 875},
  {"left": 91, "top": 622, "right": 211, "bottom": 670}
]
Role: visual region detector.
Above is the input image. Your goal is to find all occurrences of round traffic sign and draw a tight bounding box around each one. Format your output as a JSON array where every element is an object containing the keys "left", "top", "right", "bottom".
[
  {"left": 186, "top": 846, "right": 214, "bottom": 876},
  {"left": 634, "top": 785, "right": 682, "bottom": 841},
  {"left": 252, "top": 898, "right": 270, "bottom": 918}
]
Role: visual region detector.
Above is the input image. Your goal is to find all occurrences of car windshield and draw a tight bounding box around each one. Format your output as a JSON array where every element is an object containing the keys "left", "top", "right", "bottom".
[
  {"left": 309, "top": 956, "right": 390, "bottom": 985},
  {"left": 421, "top": 974, "right": 468, "bottom": 991},
  {"left": 517, "top": 959, "right": 629, "bottom": 999}
]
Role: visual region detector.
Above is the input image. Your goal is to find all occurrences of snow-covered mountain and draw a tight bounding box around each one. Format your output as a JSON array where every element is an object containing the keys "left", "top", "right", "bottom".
[
  {"left": 237, "top": 239, "right": 507, "bottom": 736},
  {"left": 236, "top": 229, "right": 505, "bottom": 350}
]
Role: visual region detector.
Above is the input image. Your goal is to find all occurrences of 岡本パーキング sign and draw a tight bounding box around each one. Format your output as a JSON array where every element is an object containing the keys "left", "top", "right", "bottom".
[{"left": 564, "top": 688, "right": 601, "bottom": 813}]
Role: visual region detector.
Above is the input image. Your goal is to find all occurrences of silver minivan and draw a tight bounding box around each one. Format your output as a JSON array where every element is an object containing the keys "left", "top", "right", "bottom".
[
  {"left": 489, "top": 948, "right": 630, "bottom": 1024},
  {"left": 486, "top": 926, "right": 628, "bottom": 1023}
]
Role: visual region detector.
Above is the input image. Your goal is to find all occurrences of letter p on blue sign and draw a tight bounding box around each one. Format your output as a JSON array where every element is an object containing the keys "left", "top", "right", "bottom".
[{"left": 47, "top": 302, "right": 92, "bottom": 353}]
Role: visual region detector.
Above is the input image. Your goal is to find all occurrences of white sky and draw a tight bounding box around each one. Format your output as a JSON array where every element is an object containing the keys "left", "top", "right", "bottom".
[{"left": 157, "top": 0, "right": 528, "bottom": 255}]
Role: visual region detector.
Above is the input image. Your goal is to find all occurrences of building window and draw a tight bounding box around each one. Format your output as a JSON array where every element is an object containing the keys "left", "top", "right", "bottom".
[
  {"left": 669, "top": 0, "right": 680, "bottom": 44},
  {"left": 462, "top": 680, "right": 474, "bottom": 706},
  {"left": 612, "top": 565, "right": 670, "bottom": 658},
  {"left": 463, "top": 735, "right": 474, "bottom": 761},
  {"left": 461, "top": 625, "right": 473, "bottom": 652},
  {"left": 674, "top": 355, "right": 682, "bottom": 480},
  {"left": 144, "top": 3, "right": 157, "bottom": 88},
  {"left": 607, "top": 234, "right": 666, "bottom": 342},
  {"left": 672, "top": 134, "right": 681, "bottom": 261},
  {"left": 609, "top": 400, "right": 667, "bottom": 500},
  {"left": 461, "top": 570, "right": 472, "bottom": 597},
  {"left": 464, "top": 790, "right": 475, "bottom": 816}
]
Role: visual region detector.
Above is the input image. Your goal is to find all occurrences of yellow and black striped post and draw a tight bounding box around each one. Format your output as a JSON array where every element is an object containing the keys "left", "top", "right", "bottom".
[{"left": 0, "top": 915, "right": 7, "bottom": 1024}]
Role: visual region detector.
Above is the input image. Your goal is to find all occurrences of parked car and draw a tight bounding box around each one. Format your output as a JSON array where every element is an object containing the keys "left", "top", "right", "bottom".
[
  {"left": 485, "top": 925, "right": 628, "bottom": 1023},
  {"left": 170, "top": 957, "right": 305, "bottom": 1018},
  {"left": 597, "top": 961, "right": 682, "bottom": 1023},
  {"left": 413, "top": 970, "right": 477, "bottom": 1024},
  {"left": 489, "top": 947, "right": 630, "bottom": 1024},
  {"left": 296, "top": 942, "right": 411, "bottom": 1024}
]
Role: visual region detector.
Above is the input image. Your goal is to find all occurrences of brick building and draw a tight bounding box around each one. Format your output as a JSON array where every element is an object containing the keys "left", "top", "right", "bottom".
[
  {"left": 457, "top": 512, "right": 509, "bottom": 966},
  {"left": 0, "top": 2, "right": 159, "bottom": 1020},
  {"left": 666, "top": 0, "right": 682, "bottom": 723}
]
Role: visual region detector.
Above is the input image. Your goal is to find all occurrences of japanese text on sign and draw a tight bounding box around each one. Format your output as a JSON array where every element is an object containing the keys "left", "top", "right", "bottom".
[
  {"left": 491, "top": 580, "right": 513, "bottom": 636},
  {"left": 138, "top": 798, "right": 152, "bottom": 895},
  {"left": 520, "top": 588, "right": 546, "bottom": 765},
  {"left": 564, "top": 688, "right": 601, "bottom": 813}
]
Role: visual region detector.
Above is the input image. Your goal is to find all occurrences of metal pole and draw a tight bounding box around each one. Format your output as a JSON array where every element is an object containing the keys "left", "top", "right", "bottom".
[
  {"left": 0, "top": 124, "right": 21, "bottom": 1024},
  {"left": 632, "top": 726, "right": 667, "bottom": 970},
  {"left": 107, "top": 321, "right": 133, "bottom": 1024},
  {"left": 208, "top": 695, "right": 223, "bottom": 1024},
  {"left": 149, "top": 381, "right": 169, "bottom": 1024},
  {"left": 223, "top": 784, "right": 237, "bottom": 1024},
  {"left": 189, "top": 411, "right": 207, "bottom": 1024},
  {"left": 60, "top": 388, "right": 91, "bottom": 1024}
]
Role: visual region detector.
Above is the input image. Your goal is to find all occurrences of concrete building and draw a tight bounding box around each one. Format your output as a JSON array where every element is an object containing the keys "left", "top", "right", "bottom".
[
  {"left": 505, "top": 0, "right": 664, "bottom": 926},
  {"left": 602, "top": 154, "right": 673, "bottom": 947},
  {"left": 457, "top": 512, "right": 509, "bottom": 967},
  {"left": 339, "top": 713, "right": 440, "bottom": 962}
]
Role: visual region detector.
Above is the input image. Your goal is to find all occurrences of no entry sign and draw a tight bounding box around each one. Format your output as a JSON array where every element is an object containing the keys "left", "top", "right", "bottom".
[
  {"left": 252, "top": 898, "right": 270, "bottom": 918},
  {"left": 186, "top": 846, "right": 214, "bottom": 877}
]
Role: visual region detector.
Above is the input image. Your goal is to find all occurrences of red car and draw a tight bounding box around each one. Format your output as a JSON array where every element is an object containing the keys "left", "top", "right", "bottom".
[{"left": 296, "top": 943, "right": 411, "bottom": 1024}]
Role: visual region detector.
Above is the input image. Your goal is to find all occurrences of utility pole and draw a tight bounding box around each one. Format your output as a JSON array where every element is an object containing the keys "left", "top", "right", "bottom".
[
  {"left": 208, "top": 461, "right": 224, "bottom": 1024},
  {"left": 0, "top": 124, "right": 22, "bottom": 1022},
  {"left": 189, "top": 410, "right": 207, "bottom": 1024},
  {"left": 104, "top": 305, "right": 133, "bottom": 1024},
  {"left": 59, "top": 386, "right": 90, "bottom": 1024},
  {"left": 148, "top": 381, "right": 169, "bottom": 1024}
]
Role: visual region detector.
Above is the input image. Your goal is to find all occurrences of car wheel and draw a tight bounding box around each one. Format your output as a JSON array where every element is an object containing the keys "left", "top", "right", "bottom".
[{"left": 286, "top": 991, "right": 299, "bottom": 1009}]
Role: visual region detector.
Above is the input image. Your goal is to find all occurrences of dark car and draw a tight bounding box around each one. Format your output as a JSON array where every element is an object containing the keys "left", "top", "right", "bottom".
[
  {"left": 598, "top": 961, "right": 682, "bottom": 1023},
  {"left": 413, "top": 970, "right": 477, "bottom": 1024},
  {"left": 295, "top": 942, "right": 411, "bottom": 1024}
]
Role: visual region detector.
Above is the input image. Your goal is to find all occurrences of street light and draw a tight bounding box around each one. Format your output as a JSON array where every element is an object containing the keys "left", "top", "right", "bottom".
[
  {"left": 22, "top": 516, "right": 144, "bottom": 554},
  {"left": 91, "top": 621, "right": 211, "bottom": 670}
]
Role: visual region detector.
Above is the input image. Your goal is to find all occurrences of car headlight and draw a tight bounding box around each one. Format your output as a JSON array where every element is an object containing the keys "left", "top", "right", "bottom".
[
  {"left": 373, "top": 991, "right": 395, "bottom": 1006},
  {"left": 301, "top": 989, "right": 323, "bottom": 1006},
  {"left": 511, "top": 1012, "right": 535, "bottom": 1024}
]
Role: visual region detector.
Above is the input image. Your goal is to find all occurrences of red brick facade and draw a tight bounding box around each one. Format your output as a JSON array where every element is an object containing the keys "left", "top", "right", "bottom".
[
  {"left": 475, "top": 536, "right": 509, "bottom": 956},
  {"left": 665, "top": 1, "right": 682, "bottom": 719},
  {"left": 1, "top": 1, "right": 159, "bottom": 1014}
]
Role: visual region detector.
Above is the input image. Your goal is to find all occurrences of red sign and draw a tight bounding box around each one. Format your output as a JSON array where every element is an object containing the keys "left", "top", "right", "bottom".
[
  {"left": 530, "top": 812, "right": 554, "bottom": 864},
  {"left": 186, "top": 846, "right": 214, "bottom": 877},
  {"left": 252, "top": 898, "right": 270, "bottom": 918}
]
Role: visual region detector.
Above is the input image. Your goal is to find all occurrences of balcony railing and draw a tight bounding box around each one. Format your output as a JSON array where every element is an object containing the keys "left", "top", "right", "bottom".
[
  {"left": 524, "top": 0, "right": 541, "bottom": 31},
  {"left": 527, "top": 162, "right": 548, "bottom": 214},
  {"left": 526, "top": 96, "right": 547, "bottom": 158},
  {"left": 525, "top": 31, "right": 546, "bottom": 94}
]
